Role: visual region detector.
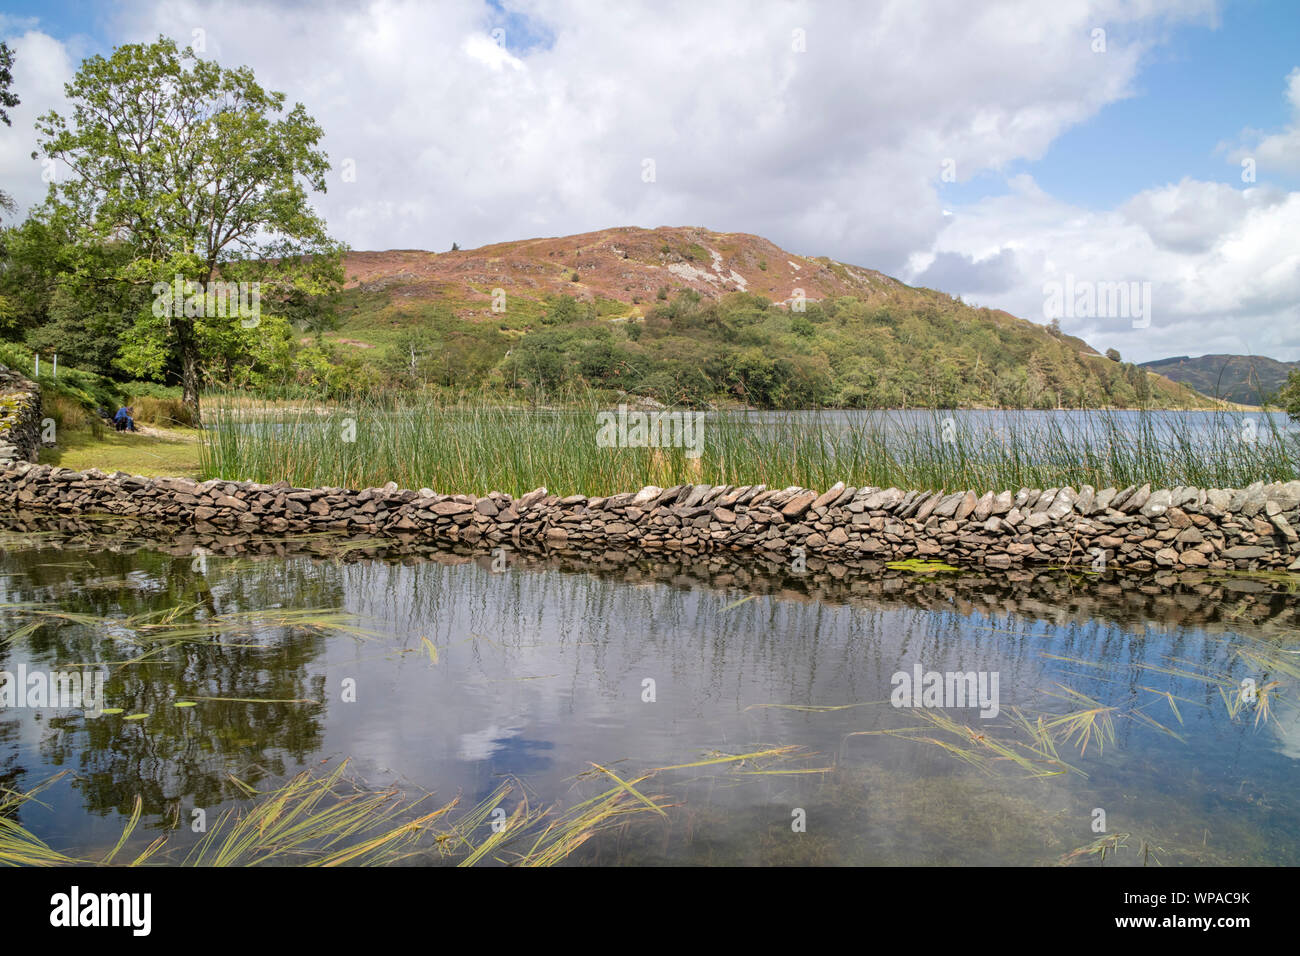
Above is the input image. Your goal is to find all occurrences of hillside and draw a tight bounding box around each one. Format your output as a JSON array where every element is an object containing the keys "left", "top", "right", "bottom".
[
  {"left": 341, "top": 226, "right": 895, "bottom": 310},
  {"left": 323, "top": 226, "right": 1211, "bottom": 409},
  {"left": 1139, "top": 354, "right": 1299, "bottom": 407}
]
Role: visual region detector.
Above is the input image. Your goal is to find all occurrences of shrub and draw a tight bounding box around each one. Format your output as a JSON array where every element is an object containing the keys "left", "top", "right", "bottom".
[{"left": 39, "top": 388, "right": 101, "bottom": 438}]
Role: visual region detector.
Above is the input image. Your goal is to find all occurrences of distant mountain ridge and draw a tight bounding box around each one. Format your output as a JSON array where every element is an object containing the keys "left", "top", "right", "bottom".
[{"left": 1138, "top": 354, "right": 1299, "bottom": 406}]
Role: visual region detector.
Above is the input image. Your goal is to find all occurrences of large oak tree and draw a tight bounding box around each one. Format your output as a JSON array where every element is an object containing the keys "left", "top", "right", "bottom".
[{"left": 35, "top": 35, "right": 343, "bottom": 419}]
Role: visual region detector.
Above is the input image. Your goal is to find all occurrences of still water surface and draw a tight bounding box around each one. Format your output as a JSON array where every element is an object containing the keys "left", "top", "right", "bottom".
[{"left": 1, "top": 519, "right": 1297, "bottom": 865}]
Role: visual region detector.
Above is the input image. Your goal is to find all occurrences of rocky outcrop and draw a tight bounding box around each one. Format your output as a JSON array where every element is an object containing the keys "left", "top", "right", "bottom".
[
  {"left": 2, "top": 462, "right": 1299, "bottom": 573},
  {"left": 0, "top": 366, "right": 42, "bottom": 467}
]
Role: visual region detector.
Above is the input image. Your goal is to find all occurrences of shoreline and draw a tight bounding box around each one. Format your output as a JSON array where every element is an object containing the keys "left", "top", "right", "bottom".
[{"left": 5, "top": 368, "right": 1299, "bottom": 575}]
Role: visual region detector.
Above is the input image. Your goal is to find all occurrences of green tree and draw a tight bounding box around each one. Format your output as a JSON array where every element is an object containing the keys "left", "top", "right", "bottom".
[
  {"left": 26, "top": 244, "right": 148, "bottom": 376},
  {"left": 0, "top": 214, "right": 69, "bottom": 338},
  {"left": 1279, "top": 369, "right": 1300, "bottom": 422},
  {"left": 541, "top": 294, "right": 590, "bottom": 325},
  {"left": 2, "top": 208, "right": 156, "bottom": 374},
  {"left": 0, "top": 42, "right": 19, "bottom": 127},
  {"left": 0, "top": 41, "right": 21, "bottom": 225},
  {"left": 384, "top": 327, "right": 441, "bottom": 386},
  {"left": 1125, "top": 362, "right": 1151, "bottom": 404},
  {"left": 34, "top": 36, "right": 342, "bottom": 420},
  {"left": 506, "top": 336, "right": 566, "bottom": 394}
]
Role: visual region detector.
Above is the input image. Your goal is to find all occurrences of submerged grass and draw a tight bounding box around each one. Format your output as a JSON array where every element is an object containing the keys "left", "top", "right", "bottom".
[
  {"left": 1057, "top": 832, "right": 1167, "bottom": 867},
  {"left": 2, "top": 747, "right": 823, "bottom": 867},
  {"left": 0, "top": 759, "right": 679, "bottom": 868},
  {"left": 1040, "top": 685, "right": 1118, "bottom": 757},
  {"left": 851, "top": 707, "right": 1085, "bottom": 779},
  {"left": 199, "top": 394, "right": 1299, "bottom": 496},
  {"left": 0, "top": 602, "right": 382, "bottom": 657},
  {"left": 1058, "top": 832, "right": 1132, "bottom": 865},
  {"left": 850, "top": 615, "right": 1300, "bottom": 780},
  {"left": 187, "top": 763, "right": 460, "bottom": 866},
  {"left": 1046, "top": 617, "right": 1299, "bottom": 732}
]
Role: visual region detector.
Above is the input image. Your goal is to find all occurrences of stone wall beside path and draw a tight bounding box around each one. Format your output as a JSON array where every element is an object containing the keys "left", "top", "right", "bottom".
[
  {"left": 2, "top": 460, "right": 1299, "bottom": 574},
  {"left": 0, "top": 366, "right": 42, "bottom": 468}
]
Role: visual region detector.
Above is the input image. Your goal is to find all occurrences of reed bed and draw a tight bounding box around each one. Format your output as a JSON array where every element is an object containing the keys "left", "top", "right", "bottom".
[{"left": 198, "top": 394, "right": 1300, "bottom": 497}]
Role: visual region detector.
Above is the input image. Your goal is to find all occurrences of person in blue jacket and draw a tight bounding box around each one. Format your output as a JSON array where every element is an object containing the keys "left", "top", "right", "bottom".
[{"left": 113, "top": 406, "right": 136, "bottom": 432}]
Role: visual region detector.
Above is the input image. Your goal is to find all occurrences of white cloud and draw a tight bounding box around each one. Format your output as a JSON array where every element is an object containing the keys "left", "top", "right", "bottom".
[
  {"left": 64, "top": 0, "right": 1207, "bottom": 270},
  {"left": 1122, "top": 178, "right": 1289, "bottom": 254},
  {"left": 0, "top": 28, "right": 79, "bottom": 216},
  {"left": 462, "top": 32, "right": 525, "bottom": 72},
  {"left": 924, "top": 175, "right": 1300, "bottom": 362},
  {"left": 1226, "top": 66, "right": 1300, "bottom": 177}
]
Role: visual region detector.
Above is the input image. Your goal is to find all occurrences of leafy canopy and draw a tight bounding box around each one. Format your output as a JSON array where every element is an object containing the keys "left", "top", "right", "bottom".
[{"left": 34, "top": 35, "right": 343, "bottom": 412}]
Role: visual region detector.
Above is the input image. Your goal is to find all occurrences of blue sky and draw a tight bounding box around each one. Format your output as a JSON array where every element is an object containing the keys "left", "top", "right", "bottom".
[{"left": 942, "top": 0, "right": 1300, "bottom": 207}]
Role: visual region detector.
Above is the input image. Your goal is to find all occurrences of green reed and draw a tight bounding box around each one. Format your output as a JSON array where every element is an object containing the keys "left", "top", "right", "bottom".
[{"left": 199, "top": 393, "right": 1300, "bottom": 497}]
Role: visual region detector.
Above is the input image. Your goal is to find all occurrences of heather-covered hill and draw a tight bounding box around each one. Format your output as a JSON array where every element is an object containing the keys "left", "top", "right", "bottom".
[{"left": 327, "top": 226, "right": 1212, "bottom": 409}]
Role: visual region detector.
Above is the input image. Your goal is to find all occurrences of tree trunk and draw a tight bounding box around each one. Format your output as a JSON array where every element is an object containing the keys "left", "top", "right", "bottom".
[{"left": 177, "top": 318, "right": 202, "bottom": 426}]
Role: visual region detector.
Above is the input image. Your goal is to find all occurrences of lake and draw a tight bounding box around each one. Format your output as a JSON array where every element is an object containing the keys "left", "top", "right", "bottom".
[{"left": 1, "top": 513, "right": 1297, "bottom": 865}]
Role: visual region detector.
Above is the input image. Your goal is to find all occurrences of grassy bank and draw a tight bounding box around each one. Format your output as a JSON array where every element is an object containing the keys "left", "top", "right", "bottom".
[
  {"left": 198, "top": 395, "right": 1300, "bottom": 496},
  {"left": 39, "top": 423, "right": 202, "bottom": 478}
]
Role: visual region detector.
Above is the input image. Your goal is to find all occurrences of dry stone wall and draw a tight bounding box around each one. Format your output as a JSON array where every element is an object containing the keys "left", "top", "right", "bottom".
[
  {"left": 2, "top": 461, "right": 1299, "bottom": 573},
  {"left": 0, "top": 366, "right": 42, "bottom": 467}
]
